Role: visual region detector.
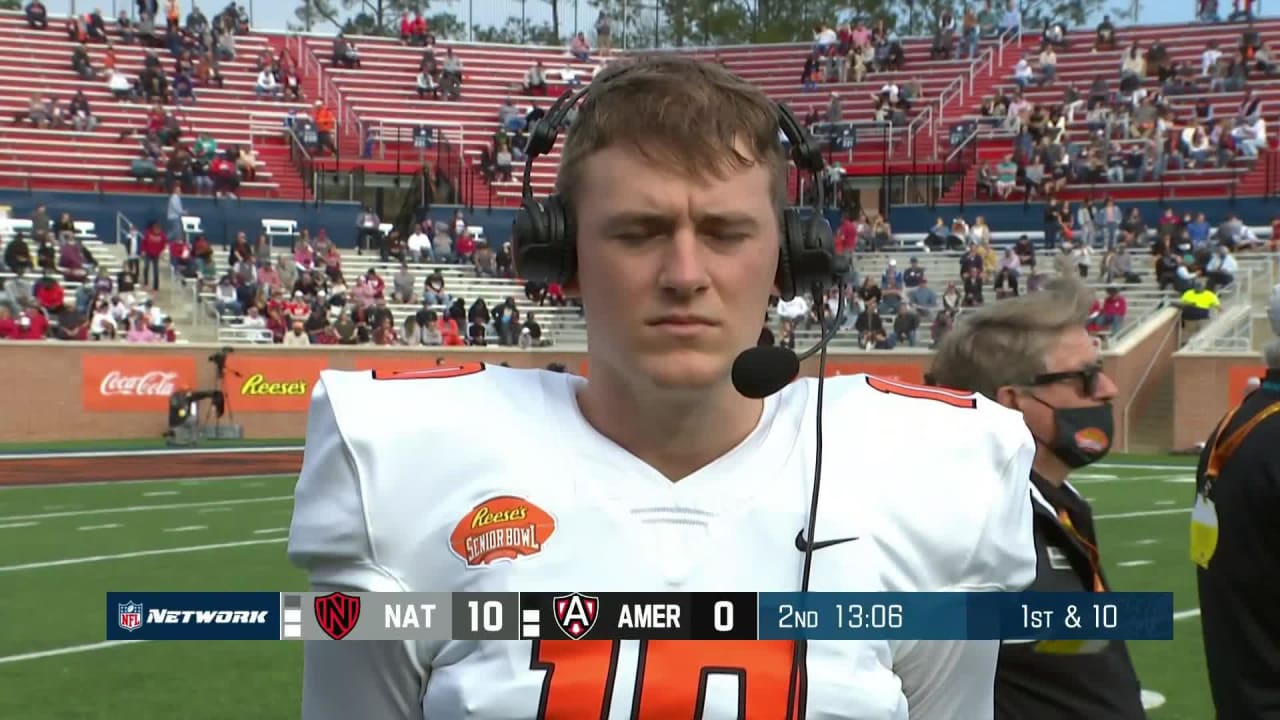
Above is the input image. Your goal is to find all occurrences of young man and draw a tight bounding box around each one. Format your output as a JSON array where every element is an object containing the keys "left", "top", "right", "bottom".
[
  {"left": 927, "top": 277, "right": 1146, "bottom": 719},
  {"left": 290, "top": 56, "right": 1037, "bottom": 719}
]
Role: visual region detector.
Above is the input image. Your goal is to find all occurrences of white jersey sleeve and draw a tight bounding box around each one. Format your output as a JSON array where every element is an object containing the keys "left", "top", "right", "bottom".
[
  {"left": 878, "top": 387, "right": 1037, "bottom": 719},
  {"left": 288, "top": 373, "right": 428, "bottom": 720},
  {"left": 898, "top": 426, "right": 1035, "bottom": 719}
]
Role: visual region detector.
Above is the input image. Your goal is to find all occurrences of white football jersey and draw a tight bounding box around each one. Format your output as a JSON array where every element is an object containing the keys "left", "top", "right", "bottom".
[{"left": 289, "top": 364, "right": 1037, "bottom": 720}]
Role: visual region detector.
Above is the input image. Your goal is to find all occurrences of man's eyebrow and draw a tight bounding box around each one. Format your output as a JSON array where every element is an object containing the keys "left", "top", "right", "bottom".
[{"left": 598, "top": 211, "right": 763, "bottom": 232}]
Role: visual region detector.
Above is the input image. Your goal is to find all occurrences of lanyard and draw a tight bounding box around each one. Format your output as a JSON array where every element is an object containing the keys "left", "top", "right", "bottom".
[
  {"left": 1056, "top": 509, "right": 1107, "bottom": 593},
  {"left": 1204, "top": 399, "right": 1280, "bottom": 492}
]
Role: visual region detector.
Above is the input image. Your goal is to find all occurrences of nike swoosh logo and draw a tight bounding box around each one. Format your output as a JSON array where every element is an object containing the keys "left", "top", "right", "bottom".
[{"left": 795, "top": 530, "right": 859, "bottom": 552}]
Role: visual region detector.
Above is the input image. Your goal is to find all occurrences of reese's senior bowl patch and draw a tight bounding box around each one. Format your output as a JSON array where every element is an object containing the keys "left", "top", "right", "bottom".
[{"left": 450, "top": 495, "right": 556, "bottom": 567}]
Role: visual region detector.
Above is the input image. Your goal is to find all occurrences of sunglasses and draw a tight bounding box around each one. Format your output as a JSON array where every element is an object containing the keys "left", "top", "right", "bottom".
[{"left": 1030, "top": 363, "right": 1104, "bottom": 397}]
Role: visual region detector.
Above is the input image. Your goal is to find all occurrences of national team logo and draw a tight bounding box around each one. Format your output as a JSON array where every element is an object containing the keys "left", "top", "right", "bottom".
[
  {"left": 1074, "top": 427, "right": 1110, "bottom": 453},
  {"left": 117, "top": 601, "right": 144, "bottom": 632},
  {"left": 314, "top": 592, "right": 361, "bottom": 640},
  {"left": 449, "top": 495, "right": 557, "bottom": 568},
  {"left": 553, "top": 592, "right": 599, "bottom": 640}
]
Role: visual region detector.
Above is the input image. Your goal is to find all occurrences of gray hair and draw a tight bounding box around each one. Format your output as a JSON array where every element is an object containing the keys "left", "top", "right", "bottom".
[
  {"left": 1264, "top": 338, "right": 1280, "bottom": 370},
  {"left": 928, "top": 276, "right": 1094, "bottom": 401}
]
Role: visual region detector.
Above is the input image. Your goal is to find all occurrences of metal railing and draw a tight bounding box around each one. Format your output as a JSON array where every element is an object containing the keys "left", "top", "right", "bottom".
[
  {"left": 1183, "top": 303, "right": 1255, "bottom": 352},
  {"left": 115, "top": 212, "right": 139, "bottom": 255},
  {"left": 1119, "top": 308, "right": 1181, "bottom": 452}
]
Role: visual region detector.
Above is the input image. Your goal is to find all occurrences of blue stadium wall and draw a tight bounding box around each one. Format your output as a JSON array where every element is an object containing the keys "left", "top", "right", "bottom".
[{"left": 5, "top": 190, "right": 1277, "bottom": 251}]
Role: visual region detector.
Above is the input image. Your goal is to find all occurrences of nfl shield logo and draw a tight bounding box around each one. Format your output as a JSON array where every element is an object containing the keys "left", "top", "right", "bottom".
[
  {"left": 552, "top": 592, "right": 598, "bottom": 640},
  {"left": 314, "top": 592, "right": 361, "bottom": 640},
  {"left": 117, "top": 602, "right": 144, "bottom": 632}
]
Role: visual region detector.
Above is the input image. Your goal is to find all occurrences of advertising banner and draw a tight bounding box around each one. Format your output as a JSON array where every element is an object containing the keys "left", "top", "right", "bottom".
[
  {"left": 225, "top": 355, "right": 329, "bottom": 412},
  {"left": 1227, "top": 364, "right": 1267, "bottom": 406},
  {"left": 81, "top": 354, "right": 198, "bottom": 412}
]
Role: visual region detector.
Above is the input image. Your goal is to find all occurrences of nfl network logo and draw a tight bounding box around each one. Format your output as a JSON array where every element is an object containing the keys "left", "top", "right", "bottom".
[
  {"left": 553, "top": 592, "right": 598, "bottom": 640},
  {"left": 118, "top": 602, "right": 144, "bottom": 632}
]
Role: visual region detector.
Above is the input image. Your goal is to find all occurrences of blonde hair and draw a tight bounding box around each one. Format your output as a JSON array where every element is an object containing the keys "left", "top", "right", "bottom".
[
  {"left": 928, "top": 276, "right": 1094, "bottom": 401},
  {"left": 555, "top": 55, "right": 788, "bottom": 213}
]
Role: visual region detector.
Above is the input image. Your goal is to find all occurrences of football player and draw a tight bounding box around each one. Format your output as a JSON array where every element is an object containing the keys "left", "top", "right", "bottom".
[
  {"left": 289, "top": 55, "right": 1037, "bottom": 719},
  {"left": 927, "top": 277, "right": 1147, "bottom": 719}
]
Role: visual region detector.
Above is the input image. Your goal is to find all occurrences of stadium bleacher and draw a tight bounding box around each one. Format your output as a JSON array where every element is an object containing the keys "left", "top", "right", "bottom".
[
  {"left": 0, "top": 10, "right": 304, "bottom": 198},
  {"left": 293, "top": 29, "right": 1012, "bottom": 207},
  {"left": 942, "top": 18, "right": 1280, "bottom": 203}
]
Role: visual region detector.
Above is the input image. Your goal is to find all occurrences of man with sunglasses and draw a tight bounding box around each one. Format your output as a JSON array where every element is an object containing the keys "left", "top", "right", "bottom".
[{"left": 928, "top": 276, "right": 1147, "bottom": 720}]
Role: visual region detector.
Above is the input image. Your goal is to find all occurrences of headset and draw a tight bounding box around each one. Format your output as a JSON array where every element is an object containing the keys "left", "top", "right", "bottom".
[{"left": 509, "top": 62, "right": 848, "bottom": 720}]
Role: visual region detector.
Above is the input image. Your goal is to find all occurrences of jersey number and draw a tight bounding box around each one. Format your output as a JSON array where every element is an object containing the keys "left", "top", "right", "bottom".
[
  {"left": 370, "top": 362, "right": 485, "bottom": 380},
  {"left": 532, "top": 639, "right": 803, "bottom": 720},
  {"left": 865, "top": 375, "right": 977, "bottom": 409}
]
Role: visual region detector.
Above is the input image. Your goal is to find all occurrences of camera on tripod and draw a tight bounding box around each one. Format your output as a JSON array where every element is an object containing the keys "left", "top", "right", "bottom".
[
  {"left": 208, "top": 346, "right": 234, "bottom": 375},
  {"left": 164, "top": 347, "right": 243, "bottom": 446}
]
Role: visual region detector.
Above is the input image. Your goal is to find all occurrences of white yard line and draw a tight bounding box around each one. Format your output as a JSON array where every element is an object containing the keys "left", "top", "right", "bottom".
[
  {"left": 76, "top": 523, "right": 122, "bottom": 531},
  {"left": 1095, "top": 508, "right": 1190, "bottom": 520},
  {"left": 253, "top": 527, "right": 290, "bottom": 534},
  {"left": 1174, "top": 608, "right": 1202, "bottom": 621},
  {"left": 162, "top": 525, "right": 207, "bottom": 533},
  {"left": 0, "top": 495, "right": 291, "bottom": 522},
  {"left": 142, "top": 491, "right": 179, "bottom": 497},
  {"left": 0, "top": 640, "right": 147, "bottom": 664},
  {"left": 0, "top": 473, "right": 294, "bottom": 491},
  {"left": 1117, "top": 560, "right": 1154, "bottom": 567},
  {"left": 0, "top": 538, "right": 288, "bottom": 572},
  {"left": 0, "top": 521, "right": 39, "bottom": 529}
]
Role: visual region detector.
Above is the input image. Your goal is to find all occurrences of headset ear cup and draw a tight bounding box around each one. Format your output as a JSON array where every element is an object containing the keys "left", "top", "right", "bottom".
[
  {"left": 545, "top": 194, "right": 577, "bottom": 288},
  {"left": 512, "top": 199, "right": 547, "bottom": 280},
  {"left": 777, "top": 209, "right": 802, "bottom": 301}
]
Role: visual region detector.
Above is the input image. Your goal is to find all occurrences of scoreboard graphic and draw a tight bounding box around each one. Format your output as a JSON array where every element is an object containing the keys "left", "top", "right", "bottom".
[{"left": 106, "top": 591, "right": 1174, "bottom": 642}]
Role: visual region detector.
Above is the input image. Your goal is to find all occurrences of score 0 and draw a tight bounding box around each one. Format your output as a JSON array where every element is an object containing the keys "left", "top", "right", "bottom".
[{"left": 693, "top": 593, "right": 757, "bottom": 640}]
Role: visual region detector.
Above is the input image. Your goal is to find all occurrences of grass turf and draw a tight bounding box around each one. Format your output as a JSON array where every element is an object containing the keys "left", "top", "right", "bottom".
[{"left": 0, "top": 460, "right": 1209, "bottom": 718}]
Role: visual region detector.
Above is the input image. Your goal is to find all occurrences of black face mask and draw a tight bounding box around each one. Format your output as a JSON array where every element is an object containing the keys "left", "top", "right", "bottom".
[{"left": 1028, "top": 396, "right": 1115, "bottom": 468}]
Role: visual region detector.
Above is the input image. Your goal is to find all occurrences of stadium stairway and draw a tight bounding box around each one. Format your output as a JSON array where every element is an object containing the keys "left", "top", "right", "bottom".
[
  {"left": 0, "top": 10, "right": 310, "bottom": 199},
  {"left": 293, "top": 32, "right": 1011, "bottom": 207},
  {"left": 938, "top": 18, "right": 1280, "bottom": 205}
]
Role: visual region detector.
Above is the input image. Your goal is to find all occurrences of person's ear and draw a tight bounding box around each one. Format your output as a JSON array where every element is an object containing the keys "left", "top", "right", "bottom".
[{"left": 994, "top": 385, "right": 1024, "bottom": 413}]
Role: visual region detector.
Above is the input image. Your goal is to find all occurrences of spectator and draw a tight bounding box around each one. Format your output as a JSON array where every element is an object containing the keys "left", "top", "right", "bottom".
[
  {"left": 332, "top": 34, "right": 361, "bottom": 68},
  {"left": 392, "top": 262, "right": 414, "bottom": 303},
  {"left": 1000, "top": 0, "right": 1021, "bottom": 34},
  {"left": 1039, "top": 46, "right": 1057, "bottom": 85},
  {"left": 1232, "top": 116, "right": 1267, "bottom": 158},
  {"left": 68, "top": 90, "right": 97, "bottom": 132},
  {"left": 255, "top": 67, "right": 279, "bottom": 98},
  {"left": 282, "top": 318, "right": 310, "bottom": 345},
  {"left": 523, "top": 61, "right": 547, "bottom": 95},
  {"left": 1089, "top": 286, "right": 1127, "bottom": 335},
  {"left": 595, "top": 11, "right": 612, "bottom": 55},
  {"left": 569, "top": 31, "right": 591, "bottom": 62},
  {"left": 71, "top": 43, "right": 97, "bottom": 79},
  {"left": 1095, "top": 15, "right": 1115, "bottom": 51},
  {"left": 26, "top": 0, "right": 48, "bottom": 29},
  {"left": 498, "top": 97, "right": 525, "bottom": 132},
  {"left": 4, "top": 232, "right": 33, "bottom": 274},
  {"left": 1204, "top": 245, "right": 1238, "bottom": 290},
  {"left": 140, "top": 221, "right": 166, "bottom": 290},
  {"left": 416, "top": 69, "right": 439, "bottom": 99},
  {"left": 313, "top": 101, "right": 337, "bottom": 154}
]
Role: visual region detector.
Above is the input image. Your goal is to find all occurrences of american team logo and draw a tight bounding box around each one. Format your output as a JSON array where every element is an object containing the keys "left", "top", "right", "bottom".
[
  {"left": 553, "top": 592, "right": 599, "bottom": 640},
  {"left": 117, "top": 601, "right": 144, "bottom": 632},
  {"left": 314, "top": 592, "right": 361, "bottom": 640},
  {"left": 449, "top": 495, "right": 557, "bottom": 568}
]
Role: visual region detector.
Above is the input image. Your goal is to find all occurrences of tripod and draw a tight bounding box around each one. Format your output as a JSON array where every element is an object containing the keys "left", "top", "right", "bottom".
[{"left": 197, "top": 358, "right": 243, "bottom": 441}]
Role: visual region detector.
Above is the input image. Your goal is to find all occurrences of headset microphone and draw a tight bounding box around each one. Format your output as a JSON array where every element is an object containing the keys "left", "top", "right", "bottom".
[{"left": 731, "top": 291, "right": 847, "bottom": 399}]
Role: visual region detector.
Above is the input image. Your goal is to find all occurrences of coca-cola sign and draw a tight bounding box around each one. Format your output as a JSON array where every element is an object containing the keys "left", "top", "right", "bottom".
[
  {"left": 82, "top": 355, "right": 196, "bottom": 412},
  {"left": 99, "top": 371, "right": 181, "bottom": 397}
]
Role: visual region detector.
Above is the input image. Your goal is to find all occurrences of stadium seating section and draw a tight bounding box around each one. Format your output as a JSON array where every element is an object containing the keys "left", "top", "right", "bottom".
[{"left": 942, "top": 18, "right": 1280, "bottom": 203}]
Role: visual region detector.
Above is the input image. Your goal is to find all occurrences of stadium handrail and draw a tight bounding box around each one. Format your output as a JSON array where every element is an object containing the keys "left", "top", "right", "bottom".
[
  {"left": 1118, "top": 306, "right": 1181, "bottom": 451},
  {"left": 1183, "top": 303, "right": 1253, "bottom": 352}
]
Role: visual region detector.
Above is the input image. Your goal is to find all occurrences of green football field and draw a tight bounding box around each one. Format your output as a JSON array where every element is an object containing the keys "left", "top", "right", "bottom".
[{"left": 0, "top": 457, "right": 1210, "bottom": 719}]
